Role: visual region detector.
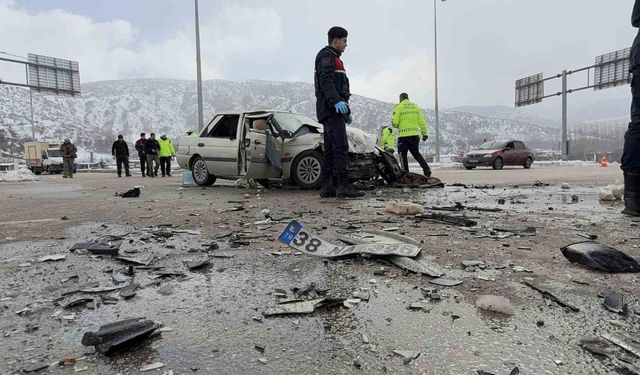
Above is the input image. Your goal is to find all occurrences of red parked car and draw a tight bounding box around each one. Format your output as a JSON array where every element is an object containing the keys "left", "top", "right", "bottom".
[{"left": 462, "top": 140, "right": 534, "bottom": 170}]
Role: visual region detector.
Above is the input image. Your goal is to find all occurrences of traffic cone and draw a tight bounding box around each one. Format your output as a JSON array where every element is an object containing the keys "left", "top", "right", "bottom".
[{"left": 600, "top": 155, "right": 609, "bottom": 168}]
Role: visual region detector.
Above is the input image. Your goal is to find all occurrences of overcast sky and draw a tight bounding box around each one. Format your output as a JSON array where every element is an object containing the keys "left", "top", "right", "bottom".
[{"left": 0, "top": 0, "right": 637, "bottom": 115}]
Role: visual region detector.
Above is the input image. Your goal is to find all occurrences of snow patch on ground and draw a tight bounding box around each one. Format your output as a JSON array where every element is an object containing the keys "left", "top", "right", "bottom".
[{"left": 0, "top": 167, "right": 39, "bottom": 182}]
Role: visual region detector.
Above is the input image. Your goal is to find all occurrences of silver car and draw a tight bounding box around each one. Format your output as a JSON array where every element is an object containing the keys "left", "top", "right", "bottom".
[{"left": 175, "top": 110, "right": 378, "bottom": 189}]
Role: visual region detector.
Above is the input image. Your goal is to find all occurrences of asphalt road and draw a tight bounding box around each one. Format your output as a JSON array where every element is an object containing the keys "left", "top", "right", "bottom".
[{"left": 0, "top": 165, "right": 637, "bottom": 374}]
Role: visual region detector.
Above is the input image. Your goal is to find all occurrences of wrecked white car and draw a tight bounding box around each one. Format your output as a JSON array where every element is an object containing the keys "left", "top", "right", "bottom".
[{"left": 175, "top": 111, "right": 379, "bottom": 189}]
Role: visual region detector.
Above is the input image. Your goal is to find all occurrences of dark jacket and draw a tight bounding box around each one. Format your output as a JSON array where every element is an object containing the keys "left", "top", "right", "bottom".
[
  {"left": 135, "top": 139, "right": 147, "bottom": 158},
  {"left": 112, "top": 140, "right": 129, "bottom": 159},
  {"left": 632, "top": 0, "right": 640, "bottom": 72},
  {"left": 314, "top": 46, "right": 351, "bottom": 123},
  {"left": 60, "top": 142, "right": 77, "bottom": 159},
  {"left": 144, "top": 139, "right": 160, "bottom": 155}
]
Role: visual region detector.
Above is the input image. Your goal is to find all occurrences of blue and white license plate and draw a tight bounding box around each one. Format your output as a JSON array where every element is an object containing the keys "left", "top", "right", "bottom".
[
  {"left": 279, "top": 220, "right": 422, "bottom": 258},
  {"left": 278, "top": 220, "right": 336, "bottom": 255}
]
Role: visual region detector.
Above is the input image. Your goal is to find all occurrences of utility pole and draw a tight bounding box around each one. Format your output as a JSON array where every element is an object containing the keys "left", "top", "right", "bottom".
[
  {"left": 433, "top": 0, "right": 442, "bottom": 162},
  {"left": 194, "top": 0, "right": 204, "bottom": 131},
  {"left": 561, "top": 70, "right": 568, "bottom": 159},
  {"left": 25, "top": 65, "right": 35, "bottom": 140}
]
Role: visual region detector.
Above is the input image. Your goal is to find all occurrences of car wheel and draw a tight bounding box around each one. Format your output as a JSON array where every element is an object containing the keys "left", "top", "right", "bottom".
[
  {"left": 191, "top": 157, "right": 216, "bottom": 186},
  {"left": 492, "top": 157, "right": 504, "bottom": 170},
  {"left": 464, "top": 166, "right": 475, "bottom": 170},
  {"left": 291, "top": 150, "right": 322, "bottom": 190},
  {"left": 524, "top": 157, "right": 533, "bottom": 169}
]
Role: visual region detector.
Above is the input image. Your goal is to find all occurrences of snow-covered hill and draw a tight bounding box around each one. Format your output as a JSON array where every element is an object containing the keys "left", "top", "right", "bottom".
[{"left": 0, "top": 78, "right": 560, "bottom": 154}]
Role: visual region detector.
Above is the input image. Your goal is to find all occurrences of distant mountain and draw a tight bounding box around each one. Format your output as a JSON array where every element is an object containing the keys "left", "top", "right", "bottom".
[
  {"left": 0, "top": 79, "right": 561, "bottom": 154},
  {"left": 448, "top": 105, "right": 560, "bottom": 128}
]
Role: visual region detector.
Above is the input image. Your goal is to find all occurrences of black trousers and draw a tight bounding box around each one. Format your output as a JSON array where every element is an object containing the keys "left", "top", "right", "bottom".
[
  {"left": 397, "top": 136, "right": 430, "bottom": 174},
  {"left": 139, "top": 156, "right": 147, "bottom": 176},
  {"left": 116, "top": 157, "right": 130, "bottom": 176},
  {"left": 623, "top": 63, "right": 640, "bottom": 210},
  {"left": 320, "top": 115, "right": 349, "bottom": 183},
  {"left": 160, "top": 157, "right": 172, "bottom": 176}
]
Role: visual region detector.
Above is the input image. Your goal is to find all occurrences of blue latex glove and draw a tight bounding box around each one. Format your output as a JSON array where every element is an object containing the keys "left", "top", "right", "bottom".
[
  {"left": 345, "top": 115, "right": 353, "bottom": 125},
  {"left": 422, "top": 135, "right": 429, "bottom": 142},
  {"left": 335, "top": 101, "right": 349, "bottom": 114}
]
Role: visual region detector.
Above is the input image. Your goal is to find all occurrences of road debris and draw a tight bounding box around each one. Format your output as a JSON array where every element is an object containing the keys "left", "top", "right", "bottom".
[
  {"left": 119, "top": 283, "right": 139, "bottom": 299},
  {"left": 21, "top": 362, "right": 49, "bottom": 373},
  {"left": 493, "top": 226, "right": 537, "bottom": 236},
  {"left": 522, "top": 280, "right": 580, "bottom": 312},
  {"left": 603, "top": 290, "right": 627, "bottom": 314},
  {"left": 561, "top": 241, "right": 640, "bottom": 273},
  {"left": 81, "top": 317, "right": 162, "bottom": 354},
  {"left": 476, "top": 295, "right": 514, "bottom": 315},
  {"left": 38, "top": 254, "right": 66, "bottom": 262},
  {"left": 385, "top": 201, "right": 424, "bottom": 215},
  {"left": 414, "top": 212, "right": 477, "bottom": 227},
  {"left": 140, "top": 362, "right": 165, "bottom": 372},
  {"left": 602, "top": 333, "right": 640, "bottom": 358},
  {"left": 393, "top": 350, "right": 421, "bottom": 364},
  {"left": 580, "top": 336, "right": 614, "bottom": 356},
  {"left": 70, "top": 241, "right": 121, "bottom": 256},
  {"left": 263, "top": 298, "right": 344, "bottom": 317},
  {"left": 185, "top": 259, "right": 211, "bottom": 270},
  {"left": 430, "top": 278, "right": 463, "bottom": 287}
]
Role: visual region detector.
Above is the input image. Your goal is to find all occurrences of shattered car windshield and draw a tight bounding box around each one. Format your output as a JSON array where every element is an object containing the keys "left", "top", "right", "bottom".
[
  {"left": 272, "top": 113, "right": 319, "bottom": 133},
  {"left": 477, "top": 141, "right": 506, "bottom": 150}
]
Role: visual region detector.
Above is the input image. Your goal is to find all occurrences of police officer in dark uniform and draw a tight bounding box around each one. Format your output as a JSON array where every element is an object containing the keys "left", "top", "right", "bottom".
[
  {"left": 624, "top": 0, "right": 640, "bottom": 216},
  {"left": 314, "top": 26, "right": 364, "bottom": 199}
]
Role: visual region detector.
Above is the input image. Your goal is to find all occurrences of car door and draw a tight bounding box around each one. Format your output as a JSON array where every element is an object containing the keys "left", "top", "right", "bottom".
[
  {"left": 514, "top": 142, "right": 526, "bottom": 164},
  {"left": 243, "top": 116, "right": 282, "bottom": 180},
  {"left": 195, "top": 114, "right": 241, "bottom": 177},
  {"left": 502, "top": 142, "right": 517, "bottom": 165}
]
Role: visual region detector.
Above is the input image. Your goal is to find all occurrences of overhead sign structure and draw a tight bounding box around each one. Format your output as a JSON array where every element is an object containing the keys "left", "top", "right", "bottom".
[
  {"left": 27, "top": 53, "right": 81, "bottom": 96},
  {"left": 515, "top": 73, "right": 544, "bottom": 107},
  {"left": 594, "top": 47, "right": 631, "bottom": 91}
]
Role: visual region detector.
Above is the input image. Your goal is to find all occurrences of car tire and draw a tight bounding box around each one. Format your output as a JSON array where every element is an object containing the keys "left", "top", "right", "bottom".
[
  {"left": 524, "top": 157, "right": 533, "bottom": 169},
  {"left": 464, "top": 166, "right": 475, "bottom": 170},
  {"left": 492, "top": 157, "right": 504, "bottom": 170},
  {"left": 191, "top": 157, "right": 216, "bottom": 186},
  {"left": 291, "top": 150, "right": 323, "bottom": 190}
]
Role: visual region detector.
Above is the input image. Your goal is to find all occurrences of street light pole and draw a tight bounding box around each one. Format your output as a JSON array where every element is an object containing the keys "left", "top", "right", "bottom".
[
  {"left": 25, "top": 65, "right": 35, "bottom": 140},
  {"left": 194, "top": 0, "right": 204, "bottom": 131},
  {"left": 433, "top": 0, "right": 443, "bottom": 162}
]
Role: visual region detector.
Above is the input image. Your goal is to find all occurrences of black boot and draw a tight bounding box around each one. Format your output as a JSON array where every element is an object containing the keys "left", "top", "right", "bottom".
[
  {"left": 319, "top": 175, "right": 336, "bottom": 198},
  {"left": 423, "top": 168, "right": 432, "bottom": 178},
  {"left": 623, "top": 170, "right": 640, "bottom": 216},
  {"left": 336, "top": 170, "right": 365, "bottom": 199}
]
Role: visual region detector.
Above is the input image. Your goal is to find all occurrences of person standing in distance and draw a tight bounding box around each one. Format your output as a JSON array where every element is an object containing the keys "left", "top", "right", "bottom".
[
  {"left": 111, "top": 135, "right": 131, "bottom": 177},
  {"left": 135, "top": 133, "right": 147, "bottom": 177},
  {"left": 392, "top": 93, "right": 432, "bottom": 177},
  {"left": 144, "top": 133, "right": 161, "bottom": 178},
  {"left": 59, "top": 138, "right": 77, "bottom": 179},
  {"left": 314, "top": 26, "right": 364, "bottom": 199}
]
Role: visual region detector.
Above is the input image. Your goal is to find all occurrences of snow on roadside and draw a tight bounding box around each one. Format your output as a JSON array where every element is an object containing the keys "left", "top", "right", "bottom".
[{"left": 0, "top": 167, "right": 39, "bottom": 182}]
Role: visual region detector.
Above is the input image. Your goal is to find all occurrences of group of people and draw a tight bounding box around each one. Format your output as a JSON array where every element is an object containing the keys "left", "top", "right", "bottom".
[
  {"left": 314, "top": 26, "right": 431, "bottom": 199},
  {"left": 113, "top": 133, "right": 175, "bottom": 178}
]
